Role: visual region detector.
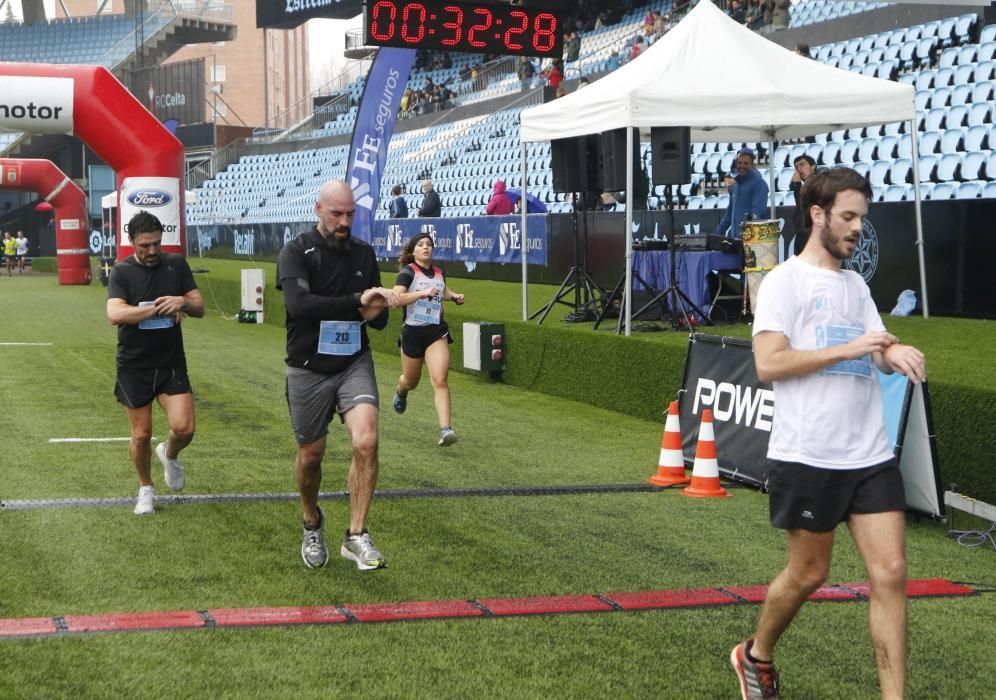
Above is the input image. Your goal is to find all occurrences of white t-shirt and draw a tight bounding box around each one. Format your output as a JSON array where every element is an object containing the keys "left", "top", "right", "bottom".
[
  {"left": 752, "top": 256, "right": 892, "bottom": 470},
  {"left": 15, "top": 237, "right": 27, "bottom": 255}
]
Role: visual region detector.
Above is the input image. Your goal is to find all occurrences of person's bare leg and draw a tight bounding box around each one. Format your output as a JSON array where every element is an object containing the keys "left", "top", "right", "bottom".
[
  {"left": 124, "top": 404, "right": 155, "bottom": 486},
  {"left": 296, "top": 436, "right": 327, "bottom": 526},
  {"left": 343, "top": 404, "right": 379, "bottom": 534},
  {"left": 157, "top": 392, "right": 195, "bottom": 458},
  {"left": 423, "top": 339, "right": 452, "bottom": 428}
]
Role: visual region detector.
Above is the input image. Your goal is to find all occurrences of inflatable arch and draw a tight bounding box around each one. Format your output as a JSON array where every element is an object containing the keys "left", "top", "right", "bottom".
[
  {"left": 0, "top": 158, "right": 90, "bottom": 284},
  {"left": 0, "top": 63, "right": 186, "bottom": 272}
]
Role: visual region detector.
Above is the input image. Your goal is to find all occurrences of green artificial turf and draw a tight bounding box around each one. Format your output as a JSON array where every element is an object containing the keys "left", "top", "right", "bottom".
[{"left": 0, "top": 272, "right": 993, "bottom": 700}]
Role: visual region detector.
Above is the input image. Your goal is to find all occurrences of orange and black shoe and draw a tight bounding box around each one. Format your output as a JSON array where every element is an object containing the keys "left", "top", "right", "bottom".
[{"left": 730, "top": 639, "right": 780, "bottom": 700}]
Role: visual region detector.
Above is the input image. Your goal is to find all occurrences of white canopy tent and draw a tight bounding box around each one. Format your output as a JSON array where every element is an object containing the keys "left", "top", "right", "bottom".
[{"left": 518, "top": 0, "right": 928, "bottom": 333}]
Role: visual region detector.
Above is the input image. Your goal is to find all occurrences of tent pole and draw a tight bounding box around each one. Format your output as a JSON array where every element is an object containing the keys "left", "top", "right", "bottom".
[
  {"left": 521, "top": 140, "right": 529, "bottom": 320},
  {"left": 767, "top": 129, "right": 776, "bottom": 221},
  {"left": 908, "top": 122, "right": 929, "bottom": 319},
  {"left": 624, "top": 130, "right": 634, "bottom": 336}
]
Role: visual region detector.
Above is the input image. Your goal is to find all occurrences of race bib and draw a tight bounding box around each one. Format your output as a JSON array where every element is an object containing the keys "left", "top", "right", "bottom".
[
  {"left": 318, "top": 320, "right": 361, "bottom": 356},
  {"left": 817, "top": 323, "right": 873, "bottom": 378},
  {"left": 137, "top": 301, "right": 175, "bottom": 330},
  {"left": 411, "top": 297, "right": 442, "bottom": 324}
]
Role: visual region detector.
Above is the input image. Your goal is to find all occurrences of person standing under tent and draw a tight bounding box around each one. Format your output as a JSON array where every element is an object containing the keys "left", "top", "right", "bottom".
[
  {"left": 789, "top": 154, "right": 817, "bottom": 255},
  {"left": 716, "top": 148, "right": 769, "bottom": 238},
  {"left": 277, "top": 180, "right": 401, "bottom": 570},
  {"left": 15, "top": 231, "right": 28, "bottom": 273},
  {"left": 391, "top": 233, "right": 464, "bottom": 447},
  {"left": 731, "top": 167, "right": 927, "bottom": 700},
  {"left": 106, "top": 211, "right": 204, "bottom": 515}
]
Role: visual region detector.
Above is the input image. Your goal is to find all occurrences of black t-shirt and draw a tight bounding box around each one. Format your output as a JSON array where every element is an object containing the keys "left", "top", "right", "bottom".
[
  {"left": 107, "top": 253, "right": 197, "bottom": 369},
  {"left": 277, "top": 228, "right": 387, "bottom": 375}
]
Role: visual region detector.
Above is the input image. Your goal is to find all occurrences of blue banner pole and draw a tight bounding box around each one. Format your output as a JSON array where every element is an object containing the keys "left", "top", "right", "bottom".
[{"left": 345, "top": 47, "right": 416, "bottom": 242}]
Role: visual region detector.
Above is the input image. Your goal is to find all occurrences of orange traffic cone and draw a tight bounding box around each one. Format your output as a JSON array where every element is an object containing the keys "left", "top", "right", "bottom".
[
  {"left": 648, "top": 401, "right": 690, "bottom": 486},
  {"left": 681, "top": 409, "right": 731, "bottom": 498}
]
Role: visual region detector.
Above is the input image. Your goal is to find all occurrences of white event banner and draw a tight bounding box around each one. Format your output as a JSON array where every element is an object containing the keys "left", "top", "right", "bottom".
[
  {"left": 0, "top": 76, "right": 74, "bottom": 134},
  {"left": 119, "top": 177, "right": 182, "bottom": 247}
]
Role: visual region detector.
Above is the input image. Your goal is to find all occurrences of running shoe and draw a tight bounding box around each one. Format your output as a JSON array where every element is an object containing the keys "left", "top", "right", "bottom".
[
  {"left": 393, "top": 392, "right": 407, "bottom": 414},
  {"left": 730, "top": 639, "right": 780, "bottom": 700},
  {"left": 340, "top": 529, "right": 387, "bottom": 570},
  {"left": 301, "top": 508, "right": 328, "bottom": 569},
  {"left": 134, "top": 485, "right": 155, "bottom": 516},
  {"left": 438, "top": 427, "right": 457, "bottom": 447},
  {"left": 156, "top": 441, "right": 185, "bottom": 491}
]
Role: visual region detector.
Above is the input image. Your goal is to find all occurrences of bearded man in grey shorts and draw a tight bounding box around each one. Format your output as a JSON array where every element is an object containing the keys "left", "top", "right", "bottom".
[{"left": 277, "top": 180, "right": 401, "bottom": 570}]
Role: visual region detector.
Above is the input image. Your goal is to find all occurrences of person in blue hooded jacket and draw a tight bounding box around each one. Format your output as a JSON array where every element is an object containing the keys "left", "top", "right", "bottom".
[{"left": 716, "top": 148, "right": 770, "bottom": 238}]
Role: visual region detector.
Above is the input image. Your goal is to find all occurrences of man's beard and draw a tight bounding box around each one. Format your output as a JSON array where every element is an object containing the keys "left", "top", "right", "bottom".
[
  {"left": 329, "top": 226, "right": 351, "bottom": 253},
  {"left": 819, "top": 221, "right": 854, "bottom": 261}
]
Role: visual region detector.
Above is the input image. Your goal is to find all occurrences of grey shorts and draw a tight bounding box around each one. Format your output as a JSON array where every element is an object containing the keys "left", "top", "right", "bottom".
[
  {"left": 767, "top": 458, "right": 905, "bottom": 532},
  {"left": 285, "top": 352, "right": 379, "bottom": 445}
]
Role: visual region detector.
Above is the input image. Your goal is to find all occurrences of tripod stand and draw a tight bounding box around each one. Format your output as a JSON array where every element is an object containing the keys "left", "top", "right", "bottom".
[
  {"left": 530, "top": 192, "right": 605, "bottom": 324},
  {"left": 629, "top": 185, "right": 711, "bottom": 331}
]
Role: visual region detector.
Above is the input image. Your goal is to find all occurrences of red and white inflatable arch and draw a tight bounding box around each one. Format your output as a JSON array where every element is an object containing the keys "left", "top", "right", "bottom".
[
  {"left": 0, "top": 158, "right": 90, "bottom": 284},
  {"left": 0, "top": 63, "right": 186, "bottom": 281}
]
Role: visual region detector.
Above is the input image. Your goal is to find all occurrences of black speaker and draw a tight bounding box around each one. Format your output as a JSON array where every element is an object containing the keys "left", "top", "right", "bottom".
[
  {"left": 551, "top": 135, "right": 602, "bottom": 193},
  {"left": 651, "top": 126, "right": 691, "bottom": 185},
  {"left": 599, "top": 127, "right": 641, "bottom": 192}
]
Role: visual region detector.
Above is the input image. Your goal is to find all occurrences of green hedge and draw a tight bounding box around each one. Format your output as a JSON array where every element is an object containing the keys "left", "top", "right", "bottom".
[{"left": 195, "top": 275, "right": 995, "bottom": 504}]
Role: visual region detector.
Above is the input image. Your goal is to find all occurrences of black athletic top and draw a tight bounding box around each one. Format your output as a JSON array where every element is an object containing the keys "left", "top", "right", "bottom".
[
  {"left": 277, "top": 227, "right": 388, "bottom": 375},
  {"left": 107, "top": 253, "right": 197, "bottom": 369}
]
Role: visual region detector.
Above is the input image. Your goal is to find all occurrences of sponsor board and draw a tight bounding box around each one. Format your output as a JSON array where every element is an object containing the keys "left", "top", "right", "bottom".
[
  {"left": 119, "top": 177, "right": 182, "bottom": 247},
  {"left": 371, "top": 215, "right": 547, "bottom": 265},
  {"left": 0, "top": 76, "right": 74, "bottom": 134}
]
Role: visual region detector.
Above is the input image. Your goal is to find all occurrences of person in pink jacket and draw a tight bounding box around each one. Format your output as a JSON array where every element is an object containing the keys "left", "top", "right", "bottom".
[{"left": 485, "top": 179, "right": 515, "bottom": 215}]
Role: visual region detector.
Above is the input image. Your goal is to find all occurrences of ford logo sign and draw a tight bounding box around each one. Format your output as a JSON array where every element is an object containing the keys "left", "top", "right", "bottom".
[{"left": 127, "top": 190, "right": 172, "bottom": 207}]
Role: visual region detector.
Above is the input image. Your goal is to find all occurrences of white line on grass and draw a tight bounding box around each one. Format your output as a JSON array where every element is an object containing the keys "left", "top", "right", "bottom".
[
  {"left": 48, "top": 437, "right": 157, "bottom": 444},
  {"left": 0, "top": 342, "right": 53, "bottom": 346}
]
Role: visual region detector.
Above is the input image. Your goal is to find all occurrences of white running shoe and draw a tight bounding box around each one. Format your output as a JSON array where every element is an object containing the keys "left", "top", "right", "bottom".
[
  {"left": 438, "top": 427, "right": 457, "bottom": 447},
  {"left": 134, "top": 485, "right": 155, "bottom": 515},
  {"left": 156, "top": 441, "right": 185, "bottom": 491}
]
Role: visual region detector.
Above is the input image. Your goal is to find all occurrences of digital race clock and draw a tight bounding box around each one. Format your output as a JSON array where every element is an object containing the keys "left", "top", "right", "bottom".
[{"left": 363, "top": 1, "right": 564, "bottom": 59}]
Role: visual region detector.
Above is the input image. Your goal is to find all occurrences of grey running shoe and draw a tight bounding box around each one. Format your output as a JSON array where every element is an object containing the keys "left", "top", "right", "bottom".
[
  {"left": 730, "top": 640, "right": 780, "bottom": 700},
  {"left": 301, "top": 509, "right": 328, "bottom": 569},
  {"left": 340, "top": 529, "right": 387, "bottom": 570},
  {"left": 156, "top": 441, "right": 185, "bottom": 491},
  {"left": 438, "top": 427, "right": 457, "bottom": 447},
  {"left": 134, "top": 485, "right": 155, "bottom": 516},
  {"left": 393, "top": 392, "right": 407, "bottom": 414}
]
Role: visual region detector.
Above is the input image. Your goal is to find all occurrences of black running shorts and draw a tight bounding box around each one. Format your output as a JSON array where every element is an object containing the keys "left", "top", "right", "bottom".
[
  {"left": 114, "top": 366, "right": 192, "bottom": 408},
  {"left": 766, "top": 458, "right": 906, "bottom": 532},
  {"left": 399, "top": 322, "right": 451, "bottom": 359}
]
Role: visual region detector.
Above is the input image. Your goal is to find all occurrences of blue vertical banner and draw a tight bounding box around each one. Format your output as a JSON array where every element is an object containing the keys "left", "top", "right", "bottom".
[{"left": 346, "top": 47, "right": 416, "bottom": 242}]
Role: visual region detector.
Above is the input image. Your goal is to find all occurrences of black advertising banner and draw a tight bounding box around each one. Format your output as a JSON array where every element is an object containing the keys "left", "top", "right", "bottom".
[
  {"left": 680, "top": 334, "right": 943, "bottom": 517},
  {"left": 129, "top": 59, "right": 206, "bottom": 126},
  {"left": 679, "top": 334, "right": 772, "bottom": 487},
  {"left": 256, "top": 0, "right": 363, "bottom": 28}
]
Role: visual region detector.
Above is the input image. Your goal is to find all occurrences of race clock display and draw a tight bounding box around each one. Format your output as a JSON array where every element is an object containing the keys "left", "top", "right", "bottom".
[{"left": 363, "top": 1, "right": 564, "bottom": 59}]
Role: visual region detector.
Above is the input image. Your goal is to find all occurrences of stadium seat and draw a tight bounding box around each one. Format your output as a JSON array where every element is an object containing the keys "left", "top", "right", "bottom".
[
  {"left": 937, "top": 18, "right": 958, "bottom": 48},
  {"left": 960, "top": 151, "right": 987, "bottom": 181},
  {"left": 821, "top": 141, "right": 841, "bottom": 165},
  {"left": 922, "top": 109, "right": 946, "bottom": 132},
  {"left": 936, "top": 153, "right": 961, "bottom": 181},
  {"left": 954, "top": 14, "right": 978, "bottom": 45},
  {"left": 914, "top": 69, "right": 936, "bottom": 91},
  {"left": 980, "top": 24, "right": 996, "bottom": 44},
  {"left": 914, "top": 90, "right": 931, "bottom": 111},
  {"left": 979, "top": 42, "right": 996, "bottom": 63},
  {"left": 940, "top": 128, "right": 965, "bottom": 153},
  {"left": 915, "top": 38, "right": 939, "bottom": 67},
  {"left": 889, "top": 158, "right": 913, "bottom": 185},
  {"left": 937, "top": 47, "right": 959, "bottom": 69},
  {"left": 968, "top": 103, "right": 993, "bottom": 127},
  {"left": 882, "top": 184, "right": 909, "bottom": 202},
  {"left": 957, "top": 45, "right": 978, "bottom": 66},
  {"left": 948, "top": 105, "right": 969, "bottom": 129},
  {"left": 958, "top": 180, "right": 989, "bottom": 200},
  {"left": 868, "top": 160, "right": 891, "bottom": 187},
  {"left": 972, "top": 80, "right": 995, "bottom": 103},
  {"left": 950, "top": 84, "right": 972, "bottom": 107},
  {"left": 918, "top": 130, "right": 941, "bottom": 155},
  {"left": 858, "top": 138, "right": 879, "bottom": 163},
  {"left": 877, "top": 135, "right": 899, "bottom": 160},
  {"left": 965, "top": 125, "right": 989, "bottom": 152},
  {"left": 975, "top": 60, "right": 996, "bottom": 81},
  {"left": 931, "top": 86, "right": 952, "bottom": 108},
  {"left": 927, "top": 182, "right": 956, "bottom": 200},
  {"left": 982, "top": 180, "right": 996, "bottom": 198},
  {"left": 918, "top": 154, "right": 939, "bottom": 182},
  {"left": 839, "top": 139, "right": 860, "bottom": 164}
]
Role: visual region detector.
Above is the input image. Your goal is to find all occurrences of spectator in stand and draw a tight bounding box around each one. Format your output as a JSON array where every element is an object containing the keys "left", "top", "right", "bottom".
[
  {"left": 546, "top": 60, "right": 564, "bottom": 88},
  {"left": 727, "top": 0, "right": 746, "bottom": 24},
  {"left": 771, "top": 0, "right": 791, "bottom": 32},
  {"left": 716, "top": 148, "right": 770, "bottom": 238},
  {"left": 485, "top": 180, "right": 515, "bottom": 215},
  {"left": 555, "top": 86, "right": 568, "bottom": 99},
  {"left": 795, "top": 42, "right": 813, "bottom": 59},
  {"left": 389, "top": 185, "right": 408, "bottom": 219},
  {"left": 653, "top": 12, "right": 667, "bottom": 37},
  {"left": 643, "top": 9, "right": 655, "bottom": 34},
  {"left": 630, "top": 36, "right": 644, "bottom": 62},
  {"left": 607, "top": 49, "right": 622, "bottom": 71},
  {"left": 745, "top": 0, "right": 770, "bottom": 32},
  {"left": 564, "top": 31, "right": 581, "bottom": 63},
  {"left": 790, "top": 154, "right": 817, "bottom": 255},
  {"left": 399, "top": 88, "right": 411, "bottom": 115},
  {"left": 517, "top": 56, "right": 535, "bottom": 91},
  {"left": 417, "top": 179, "right": 441, "bottom": 218}
]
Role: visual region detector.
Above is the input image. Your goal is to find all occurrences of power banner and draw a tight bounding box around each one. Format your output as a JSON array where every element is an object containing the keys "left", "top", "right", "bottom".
[
  {"left": 372, "top": 215, "right": 548, "bottom": 265},
  {"left": 345, "top": 47, "right": 416, "bottom": 243},
  {"left": 680, "top": 334, "right": 942, "bottom": 517}
]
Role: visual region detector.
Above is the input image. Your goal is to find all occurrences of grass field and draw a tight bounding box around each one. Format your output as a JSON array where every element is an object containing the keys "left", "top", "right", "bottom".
[{"left": 0, "top": 271, "right": 993, "bottom": 699}]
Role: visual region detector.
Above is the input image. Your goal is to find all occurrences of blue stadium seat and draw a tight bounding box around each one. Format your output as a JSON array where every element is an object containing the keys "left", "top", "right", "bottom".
[
  {"left": 931, "top": 86, "right": 952, "bottom": 108},
  {"left": 980, "top": 24, "right": 996, "bottom": 45},
  {"left": 986, "top": 150, "right": 996, "bottom": 179},
  {"left": 937, "top": 18, "right": 958, "bottom": 48},
  {"left": 916, "top": 38, "right": 939, "bottom": 67},
  {"left": 982, "top": 181, "right": 996, "bottom": 198},
  {"left": 968, "top": 103, "right": 993, "bottom": 127},
  {"left": 858, "top": 137, "right": 879, "bottom": 162},
  {"left": 960, "top": 152, "right": 987, "bottom": 181},
  {"left": 948, "top": 105, "right": 969, "bottom": 129},
  {"left": 923, "top": 109, "right": 946, "bottom": 132},
  {"left": 914, "top": 90, "right": 931, "bottom": 111},
  {"left": 918, "top": 130, "right": 941, "bottom": 155},
  {"left": 979, "top": 42, "right": 996, "bottom": 62},
  {"left": 955, "top": 181, "right": 982, "bottom": 199},
  {"left": 914, "top": 69, "right": 936, "bottom": 91},
  {"left": 821, "top": 142, "right": 842, "bottom": 165},
  {"left": 940, "top": 127, "right": 965, "bottom": 153},
  {"left": 918, "top": 154, "right": 939, "bottom": 182},
  {"left": 889, "top": 158, "right": 913, "bottom": 185},
  {"left": 937, "top": 47, "right": 959, "bottom": 69},
  {"left": 950, "top": 84, "right": 972, "bottom": 107},
  {"left": 954, "top": 14, "right": 978, "bottom": 45},
  {"left": 936, "top": 153, "right": 961, "bottom": 181},
  {"left": 965, "top": 125, "right": 989, "bottom": 152},
  {"left": 868, "top": 160, "right": 891, "bottom": 187},
  {"left": 975, "top": 60, "right": 996, "bottom": 81},
  {"left": 882, "top": 184, "right": 909, "bottom": 202},
  {"left": 928, "top": 182, "right": 956, "bottom": 200},
  {"left": 877, "top": 135, "right": 899, "bottom": 160},
  {"left": 957, "top": 44, "right": 978, "bottom": 66},
  {"left": 839, "top": 139, "right": 860, "bottom": 163}
]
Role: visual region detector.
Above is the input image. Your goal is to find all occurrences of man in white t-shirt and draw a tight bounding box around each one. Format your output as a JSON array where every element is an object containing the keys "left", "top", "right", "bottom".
[
  {"left": 15, "top": 231, "right": 28, "bottom": 274},
  {"left": 730, "top": 167, "right": 927, "bottom": 700}
]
